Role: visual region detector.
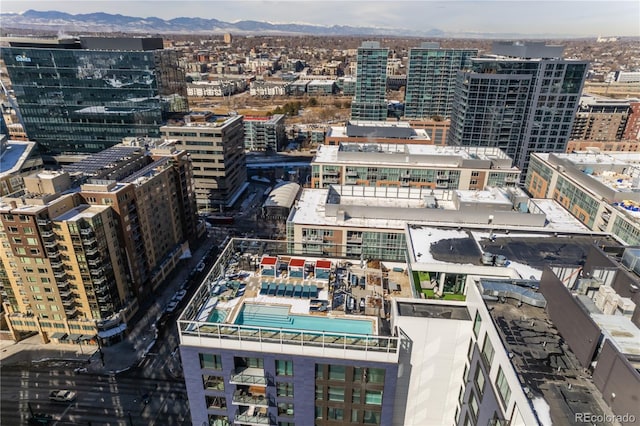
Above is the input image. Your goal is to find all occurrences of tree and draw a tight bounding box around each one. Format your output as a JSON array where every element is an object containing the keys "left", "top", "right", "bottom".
[{"left": 308, "top": 97, "right": 319, "bottom": 107}]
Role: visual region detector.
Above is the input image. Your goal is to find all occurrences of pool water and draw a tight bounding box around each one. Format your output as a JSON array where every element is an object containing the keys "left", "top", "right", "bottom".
[
  {"left": 207, "top": 309, "right": 228, "bottom": 323},
  {"left": 235, "top": 303, "right": 373, "bottom": 335}
]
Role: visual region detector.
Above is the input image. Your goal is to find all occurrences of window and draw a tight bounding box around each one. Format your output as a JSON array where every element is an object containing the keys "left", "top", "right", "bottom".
[
  {"left": 205, "top": 395, "right": 226, "bottom": 410},
  {"left": 315, "top": 406, "right": 323, "bottom": 419},
  {"left": 363, "top": 410, "right": 381, "bottom": 424},
  {"left": 474, "top": 367, "right": 486, "bottom": 396},
  {"left": 277, "top": 382, "right": 294, "bottom": 397},
  {"left": 328, "top": 364, "right": 345, "bottom": 381},
  {"left": 481, "top": 334, "right": 495, "bottom": 367},
  {"left": 327, "top": 407, "right": 343, "bottom": 421},
  {"left": 328, "top": 386, "right": 344, "bottom": 402},
  {"left": 495, "top": 367, "right": 511, "bottom": 407},
  {"left": 277, "top": 402, "right": 294, "bottom": 417},
  {"left": 276, "top": 359, "right": 293, "bottom": 376},
  {"left": 279, "top": 422, "right": 295, "bottom": 426},
  {"left": 203, "top": 375, "right": 224, "bottom": 391},
  {"left": 467, "top": 339, "right": 474, "bottom": 361},
  {"left": 365, "top": 390, "right": 383, "bottom": 405},
  {"left": 199, "top": 353, "right": 222, "bottom": 370},
  {"left": 469, "top": 391, "right": 479, "bottom": 421},
  {"left": 473, "top": 311, "right": 482, "bottom": 337}
]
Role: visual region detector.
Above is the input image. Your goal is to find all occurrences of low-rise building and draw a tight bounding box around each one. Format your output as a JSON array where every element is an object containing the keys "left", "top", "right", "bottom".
[
  {"left": 325, "top": 121, "right": 430, "bottom": 146},
  {"left": 0, "top": 135, "right": 43, "bottom": 196},
  {"left": 311, "top": 143, "right": 519, "bottom": 189},
  {"left": 525, "top": 151, "right": 640, "bottom": 245}
]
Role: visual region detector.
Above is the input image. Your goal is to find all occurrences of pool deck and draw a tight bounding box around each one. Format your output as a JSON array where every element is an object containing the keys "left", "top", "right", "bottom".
[{"left": 196, "top": 272, "right": 381, "bottom": 336}]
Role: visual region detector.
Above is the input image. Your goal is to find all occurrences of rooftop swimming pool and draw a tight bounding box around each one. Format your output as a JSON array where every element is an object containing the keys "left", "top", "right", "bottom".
[
  {"left": 234, "top": 303, "right": 374, "bottom": 335},
  {"left": 207, "top": 309, "right": 228, "bottom": 323}
]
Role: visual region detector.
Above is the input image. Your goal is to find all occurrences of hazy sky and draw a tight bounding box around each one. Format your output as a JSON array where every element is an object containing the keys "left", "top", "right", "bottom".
[{"left": 2, "top": 1, "right": 639, "bottom": 37}]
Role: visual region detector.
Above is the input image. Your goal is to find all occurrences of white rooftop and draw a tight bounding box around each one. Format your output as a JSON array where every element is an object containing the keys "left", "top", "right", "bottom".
[
  {"left": 591, "top": 314, "right": 640, "bottom": 357},
  {"left": 313, "top": 143, "right": 512, "bottom": 167}
]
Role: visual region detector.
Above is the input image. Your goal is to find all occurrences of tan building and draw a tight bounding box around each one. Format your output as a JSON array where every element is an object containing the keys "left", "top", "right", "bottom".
[
  {"left": 0, "top": 143, "right": 199, "bottom": 345},
  {"left": 311, "top": 143, "right": 520, "bottom": 190},
  {"left": 161, "top": 115, "right": 247, "bottom": 212},
  {"left": 0, "top": 182, "right": 129, "bottom": 345},
  {"left": 566, "top": 139, "right": 640, "bottom": 153}
]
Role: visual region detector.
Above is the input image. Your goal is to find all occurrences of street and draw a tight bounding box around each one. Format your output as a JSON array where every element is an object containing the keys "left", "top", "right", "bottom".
[{"left": 0, "top": 363, "right": 188, "bottom": 425}]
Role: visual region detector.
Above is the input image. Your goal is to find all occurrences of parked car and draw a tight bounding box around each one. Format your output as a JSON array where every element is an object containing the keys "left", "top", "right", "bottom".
[
  {"left": 174, "top": 289, "right": 187, "bottom": 302},
  {"left": 196, "top": 262, "right": 205, "bottom": 272},
  {"left": 165, "top": 299, "right": 179, "bottom": 314},
  {"left": 48, "top": 390, "right": 76, "bottom": 402}
]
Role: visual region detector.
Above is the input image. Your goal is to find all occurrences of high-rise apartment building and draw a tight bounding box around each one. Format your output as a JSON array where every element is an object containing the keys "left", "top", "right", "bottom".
[
  {"left": 351, "top": 42, "right": 389, "bottom": 122},
  {"left": 404, "top": 43, "right": 478, "bottom": 120},
  {"left": 161, "top": 114, "right": 247, "bottom": 212},
  {"left": 1, "top": 37, "right": 188, "bottom": 155},
  {"left": 448, "top": 42, "right": 589, "bottom": 175},
  {"left": 0, "top": 143, "right": 198, "bottom": 345}
]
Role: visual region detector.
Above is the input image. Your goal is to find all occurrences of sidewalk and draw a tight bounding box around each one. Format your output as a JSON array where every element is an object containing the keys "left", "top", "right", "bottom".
[{"left": 1, "top": 235, "right": 218, "bottom": 374}]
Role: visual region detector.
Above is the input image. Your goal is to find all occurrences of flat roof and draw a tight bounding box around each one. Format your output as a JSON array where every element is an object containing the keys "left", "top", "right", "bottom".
[
  {"left": 0, "top": 140, "right": 36, "bottom": 178},
  {"left": 313, "top": 143, "right": 513, "bottom": 167},
  {"left": 396, "top": 302, "right": 471, "bottom": 320},
  {"left": 488, "top": 300, "right": 617, "bottom": 425},
  {"left": 591, "top": 314, "right": 640, "bottom": 357},
  {"left": 63, "top": 146, "right": 143, "bottom": 175},
  {"left": 290, "top": 187, "right": 591, "bottom": 234},
  {"left": 408, "top": 225, "right": 616, "bottom": 278},
  {"left": 53, "top": 204, "right": 110, "bottom": 222}
]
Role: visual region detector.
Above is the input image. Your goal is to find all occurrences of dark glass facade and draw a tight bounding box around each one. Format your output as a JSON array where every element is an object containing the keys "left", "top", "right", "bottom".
[
  {"left": 404, "top": 46, "right": 478, "bottom": 120},
  {"left": 2, "top": 39, "right": 187, "bottom": 154},
  {"left": 448, "top": 53, "right": 588, "bottom": 176}
]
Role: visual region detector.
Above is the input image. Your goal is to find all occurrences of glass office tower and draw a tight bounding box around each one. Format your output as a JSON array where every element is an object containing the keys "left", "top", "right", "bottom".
[
  {"left": 2, "top": 37, "right": 188, "bottom": 155},
  {"left": 447, "top": 42, "right": 588, "bottom": 175},
  {"left": 351, "top": 41, "right": 389, "bottom": 122},
  {"left": 404, "top": 43, "right": 477, "bottom": 120}
]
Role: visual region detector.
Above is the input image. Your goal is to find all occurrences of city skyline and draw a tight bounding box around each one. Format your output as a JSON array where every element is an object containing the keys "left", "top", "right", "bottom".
[{"left": 2, "top": 0, "right": 639, "bottom": 38}]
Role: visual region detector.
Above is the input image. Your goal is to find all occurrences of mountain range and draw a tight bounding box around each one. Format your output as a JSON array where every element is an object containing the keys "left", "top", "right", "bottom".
[
  {"left": 1, "top": 9, "right": 446, "bottom": 37},
  {"left": 0, "top": 9, "right": 585, "bottom": 39}
]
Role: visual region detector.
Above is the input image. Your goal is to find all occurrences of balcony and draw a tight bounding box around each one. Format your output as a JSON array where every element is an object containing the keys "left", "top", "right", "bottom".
[
  {"left": 80, "top": 228, "right": 93, "bottom": 236},
  {"left": 93, "top": 277, "right": 107, "bottom": 286},
  {"left": 82, "top": 237, "right": 97, "bottom": 246},
  {"left": 234, "top": 408, "right": 270, "bottom": 426},
  {"left": 229, "top": 368, "right": 267, "bottom": 386},
  {"left": 232, "top": 391, "right": 270, "bottom": 407},
  {"left": 50, "top": 261, "right": 63, "bottom": 269},
  {"left": 85, "top": 247, "right": 99, "bottom": 256},
  {"left": 87, "top": 258, "right": 102, "bottom": 267},
  {"left": 44, "top": 240, "right": 57, "bottom": 248},
  {"left": 53, "top": 271, "right": 67, "bottom": 279},
  {"left": 59, "top": 289, "right": 73, "bottom": 298},
  {"left": 65, "top": 306, "right": 78, "bottom": 317},
  {"left": 47, "top": 250, "right": 60, "bottom": 259},
  {"left": 90, "top": 267, "right": 105, "bottom": 277},
  {"left": 37, "top": 218, "right": 51, "bottom": 226},
  {"left": 41, "top": 230, "right": 54, "bottom": 238}
]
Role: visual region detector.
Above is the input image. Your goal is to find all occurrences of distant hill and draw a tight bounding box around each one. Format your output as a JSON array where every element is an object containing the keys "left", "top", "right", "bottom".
[
  {"left": 0, "top": 10, "right": 599, "bottom": 38},
  {"left": 0, "top": 9, "right": 444, "bottom": 37}
]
